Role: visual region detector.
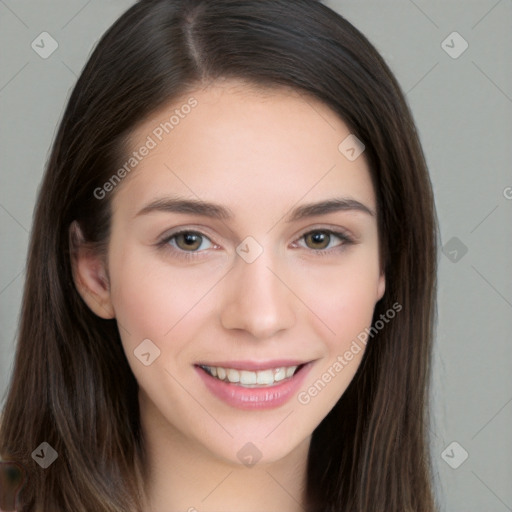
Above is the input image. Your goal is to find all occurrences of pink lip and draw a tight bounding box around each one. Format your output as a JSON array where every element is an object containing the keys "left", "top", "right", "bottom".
[
  {"left": 195, "top": 359, "right": 307, "bottom": 371},
  {"left": 195, "top": 361, "right": 313, "bottom": 410}
]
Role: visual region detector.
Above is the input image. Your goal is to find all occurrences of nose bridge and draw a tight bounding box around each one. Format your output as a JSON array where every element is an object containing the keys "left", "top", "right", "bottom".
[
  {"left": 237, "top": 248, "right": 279, "bottom": 299},
  {"left": 219, "top": 242, "right": 296, "bottom": 338}
]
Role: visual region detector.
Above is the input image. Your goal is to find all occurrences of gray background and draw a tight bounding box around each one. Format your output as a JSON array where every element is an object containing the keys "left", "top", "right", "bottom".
[{"left": 1, "top": 0, "right": 511, "bottom": 510}]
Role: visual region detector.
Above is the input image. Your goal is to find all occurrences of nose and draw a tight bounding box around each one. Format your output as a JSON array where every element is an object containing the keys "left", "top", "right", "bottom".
[{"left": 219, "top": 249, "right": 296, "bottom": 339}]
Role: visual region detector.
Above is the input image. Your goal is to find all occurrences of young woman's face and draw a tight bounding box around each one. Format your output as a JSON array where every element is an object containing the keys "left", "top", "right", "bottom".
[{"left": 85, "top": 81, "right": 385, "bottom": 465}]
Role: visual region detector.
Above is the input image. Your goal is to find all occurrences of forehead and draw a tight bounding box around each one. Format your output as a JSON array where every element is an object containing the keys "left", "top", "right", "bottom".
[{"left": 112, "top": 80, "right": 375, "bottom": 220}]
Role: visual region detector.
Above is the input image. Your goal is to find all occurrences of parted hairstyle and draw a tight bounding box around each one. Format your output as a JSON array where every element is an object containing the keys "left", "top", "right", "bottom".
[{"left": 0, "top": 0, "right": 439, "bottom": 510}]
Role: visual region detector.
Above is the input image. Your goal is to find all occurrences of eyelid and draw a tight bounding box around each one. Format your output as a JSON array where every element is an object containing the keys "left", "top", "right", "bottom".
[
  {"left": 157, "top": 227, "right": 217, "bottom": 251},
  {"left": 295, "top": 224, "right": 355, "bottom": 241},
  {"left": 156, "top": 225, "right": 217, "bottom": 244}
]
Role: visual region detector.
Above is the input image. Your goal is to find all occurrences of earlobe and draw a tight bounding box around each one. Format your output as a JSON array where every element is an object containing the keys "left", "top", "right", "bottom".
[{"left": 69, "top": 221, "right": 115, "bottom": 319}]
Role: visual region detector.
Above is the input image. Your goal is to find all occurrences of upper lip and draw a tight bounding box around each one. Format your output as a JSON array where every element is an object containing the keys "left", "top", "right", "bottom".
[{"left": 195, "top": 359, "right": 309, "bottom": 371}]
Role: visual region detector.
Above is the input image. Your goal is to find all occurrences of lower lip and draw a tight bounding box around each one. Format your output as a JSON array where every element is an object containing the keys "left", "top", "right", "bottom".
[{"left": 195, "top": 363, "right": 312, "bottom": 410}]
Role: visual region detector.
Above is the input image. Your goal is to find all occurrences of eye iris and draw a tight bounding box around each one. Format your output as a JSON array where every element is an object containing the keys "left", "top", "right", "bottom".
[
  {"left": 176, "top": 232, "right": 201, "bottom": 251},
  {"left": 306, "top": 231, "right": 329, "bottom": 249}
]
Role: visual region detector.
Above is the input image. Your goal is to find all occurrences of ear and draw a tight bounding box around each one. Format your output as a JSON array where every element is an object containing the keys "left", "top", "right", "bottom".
[
  {"left": 69, "top": 221, "right": 115, "bottom": 319},
  {"left": 376, "top": 270, "right": 386, "bottom": 302}
]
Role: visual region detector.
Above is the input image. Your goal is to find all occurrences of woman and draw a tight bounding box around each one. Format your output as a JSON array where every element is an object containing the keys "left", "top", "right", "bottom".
[{"left": 0, "top": 0, "right": 439, "bottom": 510}]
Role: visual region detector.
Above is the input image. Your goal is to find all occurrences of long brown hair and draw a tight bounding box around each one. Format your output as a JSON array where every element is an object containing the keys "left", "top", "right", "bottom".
[{"left": 0, "top": 0, "right": 439, "bottom": 510}]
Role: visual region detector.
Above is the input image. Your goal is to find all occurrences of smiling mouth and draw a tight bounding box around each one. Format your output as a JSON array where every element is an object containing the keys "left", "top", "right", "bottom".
[{"left": 197, "top": 364, "right": 306, "bottom": 387}]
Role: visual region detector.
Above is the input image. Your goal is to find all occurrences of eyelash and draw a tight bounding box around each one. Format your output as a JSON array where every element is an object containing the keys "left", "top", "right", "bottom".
[{"left": 156, "top": 228, "right": 354, "bottom": 261}]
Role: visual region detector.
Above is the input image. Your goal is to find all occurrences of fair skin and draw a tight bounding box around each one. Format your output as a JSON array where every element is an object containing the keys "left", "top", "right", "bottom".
[{"left": 73, "top": 79, "right": 385, "bottom": 512}]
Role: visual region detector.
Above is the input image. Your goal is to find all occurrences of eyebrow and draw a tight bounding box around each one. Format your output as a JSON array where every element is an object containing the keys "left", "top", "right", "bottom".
[{"left": 135, "top": 196, "right": 375, "bottom": 221}]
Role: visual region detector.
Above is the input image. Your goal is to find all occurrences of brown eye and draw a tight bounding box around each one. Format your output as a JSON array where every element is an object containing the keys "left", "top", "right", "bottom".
[
  {"left": 298, "top": 229, "right": 352, "bottom": 254},
  {"left": 304, "top": 231, "right": 332, "bottom": 250},
  {"left": 174, "top": 232, "right": 204, "bottom": 251},
  {"left": 157, "top": 229, "right": 215, "bottom": 260}
]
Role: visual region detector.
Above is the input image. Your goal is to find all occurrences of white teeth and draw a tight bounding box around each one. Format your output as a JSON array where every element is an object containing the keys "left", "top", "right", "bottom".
[
  {"left": 256, "top": 369, "right": 274, "bottom": 385},
  {"left": 202, "top": 365, "right": 299, "bottom": 387},
  {"left": 274, "top": 367, "right": 286, "bottom": 381},
  {"left": 285, "top": 366, "right": 296, "bottom": 378},
  {"left": 226, "top": 368, "right": 240, "bottom": 383},
  {"left": 239, "top": 370, "right": 257, "bottom": 385}
]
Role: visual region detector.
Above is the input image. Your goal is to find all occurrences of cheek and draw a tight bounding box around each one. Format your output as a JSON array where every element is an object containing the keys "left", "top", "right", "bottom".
[
  {"left": 106, "top": 254, "right": 215, "bottom": 397},
  {"left": 327, "top": 272, "right": 379, "bottom": 343},
  {"left": 298, "top": 251, "right": 381, "bottom": 343},
  {"left": 110, "top": 248, "right": 224, "bottom": 369},
  {"left": 294, "top": 252, "right": 380, "bottom": 404},
  {"left": 108, "top": 248, "right": 220, "bottom": 345}
]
